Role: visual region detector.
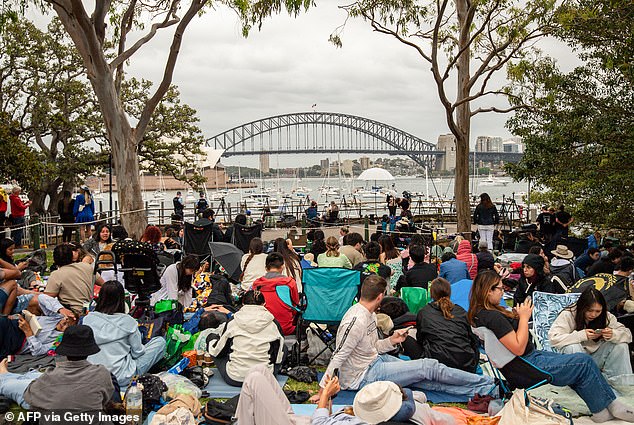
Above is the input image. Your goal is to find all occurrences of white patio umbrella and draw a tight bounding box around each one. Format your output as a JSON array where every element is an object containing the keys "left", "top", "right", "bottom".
[
  {"left": 357, "top": 168, "right": 395, "bottom": 217},
  {"left": 357, "top": 167, "right": 395, "bottom": 182}
]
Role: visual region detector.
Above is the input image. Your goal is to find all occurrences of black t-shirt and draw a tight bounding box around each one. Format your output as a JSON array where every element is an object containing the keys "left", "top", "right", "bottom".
[
  {"left": 536, "top": 212, "right": 555, "bottom": 235},
  {"left": 555, "top": 211, "right": 572, "bottom": 230},
  {"left": 473, "top": 308, "right": 534, "bottom": 356}
]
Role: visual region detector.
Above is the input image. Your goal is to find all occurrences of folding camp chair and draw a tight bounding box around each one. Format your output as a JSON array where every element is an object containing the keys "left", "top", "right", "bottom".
[
  {"left": 473, "top": 326, "right": 553, "bottom": 398},
  {"left": 531, "top": 291, "right": 581, "bottom": 352},
  {"left": 183, "top": 221, "right": 214, "bottom": 260},
  {"left": 295, "top": 267, "right": 361, "bottom": 365},
  {"left": 232, "top": 222, "right": 263, "bottom": 253},
  {"left": 400, "top": 287, "right": 429, "bottom": 313}
]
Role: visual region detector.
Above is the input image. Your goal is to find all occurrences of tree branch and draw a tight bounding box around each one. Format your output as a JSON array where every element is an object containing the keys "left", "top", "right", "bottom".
[
  {"left": 115, "top": 0, "right": 138, "bottom": 94},
  {"left": 92, "top": 0, "right": 112, "bottom": 45},
  {"left": 135, "top": 0, "right": 207, "bottom": 143},
  {"left": 110, "top": 2, "right": 180, "bottom": 71},
  {"left": 471, "top": 104, "right": 529, "bottom": 117}
]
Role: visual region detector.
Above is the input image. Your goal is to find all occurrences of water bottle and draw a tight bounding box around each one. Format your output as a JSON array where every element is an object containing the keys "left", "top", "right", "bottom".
[{"left": 125, "top": 381, "right": 143, "bottom": 425}]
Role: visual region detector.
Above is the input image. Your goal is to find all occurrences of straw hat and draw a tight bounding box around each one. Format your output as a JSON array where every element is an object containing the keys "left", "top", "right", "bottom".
[
  {"left": 353, "top": 381, "right": 403, "bottom": 424},
  {"left": 551, "top": 245, "right": 574, "bottom": 259}
]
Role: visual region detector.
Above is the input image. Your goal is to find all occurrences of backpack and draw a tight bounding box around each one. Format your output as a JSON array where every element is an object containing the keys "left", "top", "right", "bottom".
[
  {"left": 136, "top": 374, "right": 168, "bottom": 415},
  {"left": 203, "top": 395, "right": 239, "bottom": 425},
  {"left": 498, "top": 389, "right": 572, "bottom": 425}
]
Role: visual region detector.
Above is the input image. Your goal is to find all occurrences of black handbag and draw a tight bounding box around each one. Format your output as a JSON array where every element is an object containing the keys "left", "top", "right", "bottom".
[{"left": 203, "top": 395, "right": 239, "bottom": 424}]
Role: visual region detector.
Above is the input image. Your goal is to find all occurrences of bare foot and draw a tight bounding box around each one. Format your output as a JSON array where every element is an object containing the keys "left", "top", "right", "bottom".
[{"left": 0, "top": 359, "right": 8, "bottom": 374}]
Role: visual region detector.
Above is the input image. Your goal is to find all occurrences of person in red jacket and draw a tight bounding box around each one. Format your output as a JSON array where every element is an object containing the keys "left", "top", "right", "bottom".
[
  {"left": 9, "top": 186, "right": 31, "bottom": 248},
  {"left": 456, "top": 239, "right": 478, "bottom": 280},
  {"left": 253, "top": 252, "right": 299, "bottom": 335}
]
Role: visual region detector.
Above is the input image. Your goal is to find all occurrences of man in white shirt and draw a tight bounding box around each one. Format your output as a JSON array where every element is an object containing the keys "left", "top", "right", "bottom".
[{"left": 312, "top": 275, "right": 495, "bottom": 401}]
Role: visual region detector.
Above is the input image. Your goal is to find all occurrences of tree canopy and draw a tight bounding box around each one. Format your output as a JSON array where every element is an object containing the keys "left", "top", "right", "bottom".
[
  {"left": 506, "top": 0, "right": 634, "bottom": 232},
  {"left": 333, "top": 0, "right": 557, "bottom": 232},
  {"left": 0, "top": 18, "right": 207, "bottom": 214}
]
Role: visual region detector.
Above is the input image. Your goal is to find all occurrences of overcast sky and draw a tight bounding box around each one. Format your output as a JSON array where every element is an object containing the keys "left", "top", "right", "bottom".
[{"left": 31, "top": 1, "right": 578, "bottom": 169}]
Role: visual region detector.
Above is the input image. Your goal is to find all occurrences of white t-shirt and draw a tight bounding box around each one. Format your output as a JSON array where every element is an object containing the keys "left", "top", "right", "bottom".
[
  {"left": 240, "top": 253, "right": 267, "bottom": 291},
  {"left": 150, "top": 263, "right": 193, "bottom": 308}
]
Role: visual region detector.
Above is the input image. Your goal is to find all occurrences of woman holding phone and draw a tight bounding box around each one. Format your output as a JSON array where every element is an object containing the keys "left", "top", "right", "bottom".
[
  {"left": 549, "top": 287, "right": 632, "bottom": 378},
  {"left": 469, "top": 270, "right": 634, "bottom": 423}
]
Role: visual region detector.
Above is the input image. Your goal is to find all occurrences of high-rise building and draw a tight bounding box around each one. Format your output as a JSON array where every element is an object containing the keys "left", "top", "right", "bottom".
[
  {"left": 436, "top": 134, "right": 457, "bottom": 171},
  {"left": 360, "top": 156, "right": 370, "bottom": 170},
  {"left": 475, "top": 136, "right": 503, "bottom": 152},
  {"left": 259, "top": 153, "right": 270, "bottom": 173}
]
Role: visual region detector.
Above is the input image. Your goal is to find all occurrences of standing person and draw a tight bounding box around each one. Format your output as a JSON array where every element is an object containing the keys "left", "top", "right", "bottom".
[
  {"left": 469, "top": 270, "right": 634, "bottom": 423},
  {"left": 0, "top": 187, "right": 7, "bottom": 230},
  {"left": 536, "top": 205, "right": 556, "bottom": 243},
  {"left": 473, "top": 193, "right": 499, "bottom": 251},
  {"left": 57, "top": 190, "right": 75, "bottom": 243},
  {"left": 9, "top": 186, "right": 31, "bottom": 247},
  {"left": 196, "top": 192, "right": 209, "bottom": 218},
  {"left": 549, "top": 287, "right": 632, "bottom": 379},
  {"left": 311, "top": 275, "right": 495, "bottom": 401},
  {"left": 386, "top": 194, "right": 398, "bottom": 217},
  {"left": 73, "top": 185, "right": 94, "bottom": 242},
  {"left": 172, "top": 191, "right": 185, "bottom": 218},
  {"left": 554, "top": 205, "right": 574, "bottom": 241}
]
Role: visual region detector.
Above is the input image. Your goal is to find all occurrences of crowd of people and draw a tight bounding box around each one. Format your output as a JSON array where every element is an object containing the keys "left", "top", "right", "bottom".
[{"left": 2, "top": 189, "right": 634, "bottom": 424}]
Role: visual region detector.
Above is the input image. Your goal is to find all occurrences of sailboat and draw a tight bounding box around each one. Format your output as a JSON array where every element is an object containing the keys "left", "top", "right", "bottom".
[{"left": 152, "top": 172, "right": 167, "bottom": 201}]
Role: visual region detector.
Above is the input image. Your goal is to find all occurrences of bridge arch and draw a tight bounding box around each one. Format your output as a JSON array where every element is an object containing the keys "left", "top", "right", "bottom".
[{"left": 206, "top": 112, "right": 442, "bottom": 168}]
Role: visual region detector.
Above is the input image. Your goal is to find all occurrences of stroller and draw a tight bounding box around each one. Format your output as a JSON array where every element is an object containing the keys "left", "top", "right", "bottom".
[{"left": 96, "top": 239, "right": 163, "bottom": 318}]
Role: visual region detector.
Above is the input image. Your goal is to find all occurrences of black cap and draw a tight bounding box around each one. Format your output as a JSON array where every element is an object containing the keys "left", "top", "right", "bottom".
[{"left": 56, "top": 325, "right": 100, "bottom": 357}]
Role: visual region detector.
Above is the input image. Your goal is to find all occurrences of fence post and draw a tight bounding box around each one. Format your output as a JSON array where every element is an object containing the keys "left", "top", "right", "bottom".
[
  {"left": 31, "top": 214, "right": 40, "bottom": 249},
  {"left": 364, "top": 216, "right": 369, "bottom": 241}
]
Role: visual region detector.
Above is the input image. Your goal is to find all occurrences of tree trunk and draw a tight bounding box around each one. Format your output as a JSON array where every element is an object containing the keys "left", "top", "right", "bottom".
[
  {"left": 455, "top": 0, "right": 472, "bottom": 235},
  {"left": 91, "top": 79, "right": 146, "bottom": 239}
]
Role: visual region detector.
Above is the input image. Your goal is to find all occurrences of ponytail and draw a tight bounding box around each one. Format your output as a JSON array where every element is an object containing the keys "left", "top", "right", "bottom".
[
  {"left": 240, "top": 252, "right": 256, "bottom": 282},
  {"left": 436, "top": 297, "right": 455, "bottom": 320}
]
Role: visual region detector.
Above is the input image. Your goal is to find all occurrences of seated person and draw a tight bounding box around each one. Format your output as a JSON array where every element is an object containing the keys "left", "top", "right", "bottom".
[
  {"left": 456, "top": 240, "right": 478, "bottom": 280},
  {"left": 353, "top": 241, "right": 391, "bottom": 282},
  {"left": 140, "top": 225, "right": 166, "bottom": 254},
  {"left": 305, "top": 201, "right": 319, "bottom": 223},
  {"left": 469, "top": 270, "right": 634, "bottom": 423},
  {"left": 575, "top": 248, "right": 601, "bottom": 275},
  {"left": 0, "top": 294, "right": 75, "bottom": 359},
  {"left": 240, "top": 238, "right": 267, "bottom": 291},
  {"left": 317, "top": 237, "right": 352, "bottom": 269},
  {"left": 476, "top": 240, "right": 495, "bottom": 272},
  {"left": 208, "top": 290, "right": 285, "bottom": 387},
  {"left": 150, "top": 254, "right": 201, "bottom": 309},
  {"left": 236, "top": 366, "right": 456, "bottom": 425},
  {"left": 0, "top": 325, "right": 114, "bottom": 412},
  {"left": 83, "top": 280, "right": 166, "bottom": 387},
  {"left": 82, "top": 223, "right": 113, "bottom": 257},
  {"left": 587, "top": 248, "right": 622, "bottom": 277},
  {"left": 340, "top": 232, "right": 366, "bottom": 267},
  {"left": 569, "top": 256, "right": 634, "bottom": 314},
  {"left": 413, "top": 278, "right": 478, "bottom": 373},
  {"left": 0, "top": 263, "right": 30, "bottom": 315},
  {"left": 44, "top": 243, "right": 105, "bottom": 316},
  {"left": 252, "top": 253, "right": 299, "bottom": 335},
  {"left": 439, "top": 252, "right": 469, "bottom": 284},
  {"left": 311, "top": 275, "right": 495, "bottom": 402},
  {"left": 549, "top": 287, "right": 632, "bottom": 379},
  {"left": 513, "top": 253, "right": 563, "bottom": 305},
  {"left": 395, "top": 244, "right": 437, "bottom": 292}
]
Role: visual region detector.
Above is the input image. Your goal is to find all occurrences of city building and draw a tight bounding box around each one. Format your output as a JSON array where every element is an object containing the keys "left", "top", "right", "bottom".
[{"left": 436, "top": 134, "right": 457, "bottom": 172}]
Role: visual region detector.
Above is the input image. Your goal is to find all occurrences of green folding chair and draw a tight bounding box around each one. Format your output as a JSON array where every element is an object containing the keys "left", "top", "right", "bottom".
[{"left": 400, "top": 287, "right": 430, "bottom": 313}]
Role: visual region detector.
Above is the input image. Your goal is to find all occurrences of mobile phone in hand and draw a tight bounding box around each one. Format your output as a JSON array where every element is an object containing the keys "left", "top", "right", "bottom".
[
  {"left": 333, "top": 368, "right": 339, "bottom": 379},
  {"left": 594, "top": 329, "right": 603, "bottom": 334}
]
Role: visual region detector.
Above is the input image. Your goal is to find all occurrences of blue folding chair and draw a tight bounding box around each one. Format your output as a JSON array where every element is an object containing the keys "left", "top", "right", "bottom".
[{"left": 296, "top": 267, "right": 361, "bottom": 364}]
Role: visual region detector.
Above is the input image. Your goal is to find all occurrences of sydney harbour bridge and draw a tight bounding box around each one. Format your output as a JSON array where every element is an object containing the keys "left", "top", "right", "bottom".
[{"left": 206, "top": 112, "right": 522, "bottom": 169}]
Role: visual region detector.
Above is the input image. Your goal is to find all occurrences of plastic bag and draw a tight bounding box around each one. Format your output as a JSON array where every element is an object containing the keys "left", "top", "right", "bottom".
[{"left": 157, "top": 372, "right": 202, "bottom": 401}]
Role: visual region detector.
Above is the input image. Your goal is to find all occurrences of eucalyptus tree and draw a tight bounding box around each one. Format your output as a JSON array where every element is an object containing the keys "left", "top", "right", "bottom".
[{"left": 333, "top": 0, "right": 558, "bottom": 232}]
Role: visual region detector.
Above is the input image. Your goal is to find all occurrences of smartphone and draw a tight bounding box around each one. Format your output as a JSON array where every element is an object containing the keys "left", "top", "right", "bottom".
[
  {"left": 402, "top": 326, "right": 414, "bottom": 334},
  {"left": 594, "top": 329, "right": 603, "bottom": 334},
  {"left": 333, "top": 368, "right": 339, "bottom": 379},
  {"left": 6, "top": 355, "right": 15, "bottom": 363}
]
